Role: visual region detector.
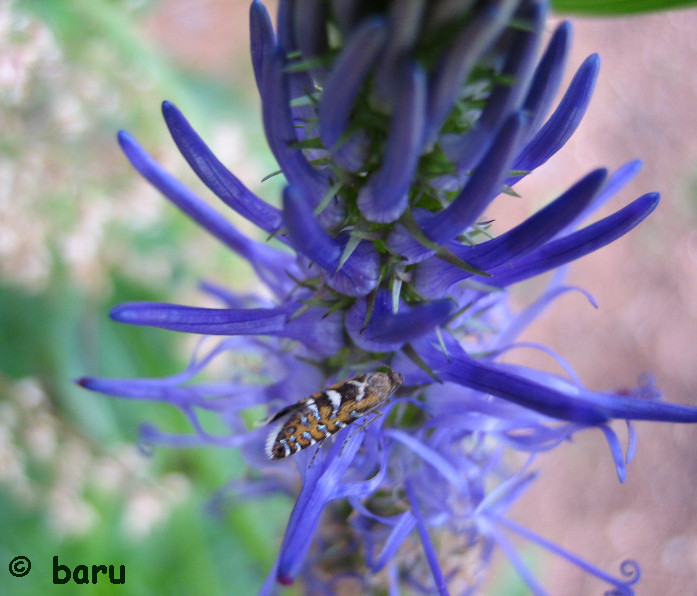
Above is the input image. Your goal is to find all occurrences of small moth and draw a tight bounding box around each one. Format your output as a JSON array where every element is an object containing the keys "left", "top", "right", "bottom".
[{"left": 265, "top": 370, "right": 404, "bottom": 460}]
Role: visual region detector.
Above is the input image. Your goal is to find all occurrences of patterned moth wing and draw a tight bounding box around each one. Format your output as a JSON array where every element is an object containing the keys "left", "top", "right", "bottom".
[{"left": 265, "top": 370, "right": 404, "bottom": 460}]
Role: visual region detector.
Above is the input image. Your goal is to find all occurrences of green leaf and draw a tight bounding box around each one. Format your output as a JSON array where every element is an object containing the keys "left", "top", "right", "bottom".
[
  {"left": 396, "top": 210, "right": 490, "bottom": 276},
  {"left": 401, "top": 343, "right": 443, "bottom": 384},
  {"left": 434, "top": 248, "right": 491, "bottom": 277},
  {"left": 552, "top": 0, "right": 697, "bottom": 15},
  {"left": 391, "top": 277, "right": 403, "bottom": 313},
  {"left": 314, "top": 181, "right": 344, "bottom": 217},
  {"left": 337, "top": 233, "right": 362, "bottom": 271}
]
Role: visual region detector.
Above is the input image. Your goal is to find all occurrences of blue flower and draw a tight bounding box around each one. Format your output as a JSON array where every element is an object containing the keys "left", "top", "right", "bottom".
[{"left": 79, "top": 1, "right": 697, "bottom": 594}]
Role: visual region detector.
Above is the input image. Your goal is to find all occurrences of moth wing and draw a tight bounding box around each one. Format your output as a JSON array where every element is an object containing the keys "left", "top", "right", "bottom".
[
  {"left": 265, "top": 417, "right": 288, "bottom": 459},
  {"left": 264, "top": 400, "right": 307, "bottom": 425},
  {"left": 264, "top": 399, "right": 314, "bottom": 460}
]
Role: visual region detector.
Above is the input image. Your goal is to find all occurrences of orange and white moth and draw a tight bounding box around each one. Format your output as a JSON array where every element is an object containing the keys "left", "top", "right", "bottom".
[{"left": 265, "top": 370, "right": 404, "bottom": 460}]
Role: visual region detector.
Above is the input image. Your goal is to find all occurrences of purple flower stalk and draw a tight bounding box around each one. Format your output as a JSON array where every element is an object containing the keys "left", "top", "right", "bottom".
[{"left": 79, "top": 1, "right": 697, "bottom": 593}]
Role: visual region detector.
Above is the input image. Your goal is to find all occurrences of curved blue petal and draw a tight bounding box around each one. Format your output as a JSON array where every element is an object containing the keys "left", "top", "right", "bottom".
[
  {"left": 386, "top": 113, "right": 525, "bottom": 265},
  {"left": 461, "top": 164, "right": 604, "bottom": 262},
  {"left": 450, "top": 364, "right": 609, "bottom": 425},
  {"left": 357, "top": 64, "right": 427, "bottom": 223},
  {"left": 495, "top": 285, "right": 598, "bottom": 349},
  {"left": 77, "top": 376, "right": 185, "bottom": 400},
  {"left": 275, "top": 0, "right": 293, "bottom": 52},
  {"left": 281, "top": 309, "right": 344, "bottom": 358},
  {"left": 384, "top": 208, "right": 437, "bottom": 265},
  {"left": 346, "top": 295, "right": 404, "bottom": 353},
  {"left": 521, "top": 21, "right": 571, "bottom": 136},
  {"left": 387, "top": 430, "right": 467, "bottom": 492},
  {"left": 197, "top": 280, "right": 248, "bottom": 308},
  {"left": 598, "top": 424, "right": 627, "bottom": 482},
  {"left": 487, "top": 1, "right": 547, "bottom": 122},
  {"left": 325, "top": 237, "right": 380, "bottom": 297},
  {"left": 333, "top": 445, "right": 390, "bottom": 500},
  {"left": 425, "top": 0, "right": 518, "bottom": 144},
  {"left": 366, "top": 511, "right": 417, "bottom": 572},
  {"left": 292, "top": 0, "right": 329, "bottom": 83},
  {"left": 318, "top": 18, "right": 387, "bottom": 156},
  {"left": 282, "top": 184, "right": 341, "bottom": 269},
  {"left": 283, "top": 185, "right": 379, "bottom": 297},
  {"left": 250, "top": 0, "right": 275, "bottom": 92},
  {"left": 117, "top": 130, "right": 293, "bottom": 293},
  {"left": 276, "top": 435, "right": 365, "bottom": 584},
  {"left": 626, "top": 419, "right": 638, "bottom": 464},
  {"left": 345, "top": 293, "right": 453, "bottom": 352},
  {"left": 137, "top": 422, "right": 260, "bottom": 449},
  {"left": 487, "top": 192, "right": 659, "bottom": 287},
  {"left": 77, "top": 375, "right": 264, "bottom": 413},
  {"left": 573, "top": 160, "right": 642, "bottom": 228},
  {"left": 417, "top": 333, "right": 697, "bottom": 425},
  {"left": 275, "top": 0, "right": 317, "bottom": 129},
  {"left": 366, "top": 300, "right": 456, "bottom": 344},
  {"left": 78, "top": 337, "right": 256, "bottom": 397},
  {"left": 161, "top": 101, "right": 283, "bottom": 235},
  {"left": 260, "top": 48, "right": 343, "bottom": 226},
  {"left": 445, "top": 1, "right": 545, "bottom": 173},
  {"left": 419, "top": 334, "right": 611, "bottom": 424},
  {"left": 513, "top": 53, "right": 599, "bottom": 176},
  {"left": 494, "top": 516, "right": 642, "bottom": 595},
  {"left": 329, "top": 131, "right": 372, "bottom": 174},
  {"left": 405, "top": 480, "right": 449, "bottom": 596},
  {"left": 110, "top": 302, "right": 289, "bottom": 335},
  {"left": 483, "top": 521, "right": 550, "bottom": 595},
  {"left": 371, "top": 0, "right": 424, "bottom": 102},
  {"left": 423, "top": 112, "right": 525, "bottom": 243},
  {"left": 414, "top": 168, "right": 607, "bottom": 297}
]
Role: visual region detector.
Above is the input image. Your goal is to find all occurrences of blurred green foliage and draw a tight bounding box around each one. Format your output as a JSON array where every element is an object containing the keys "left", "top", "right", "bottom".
[{"left": 1, "top": 1, "right": 289, "bottom": 594}]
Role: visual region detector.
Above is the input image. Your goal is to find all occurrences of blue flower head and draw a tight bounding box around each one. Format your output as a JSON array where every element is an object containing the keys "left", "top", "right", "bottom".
[{"left": 79, "top": 1, "right": 697, "bottom": 593}]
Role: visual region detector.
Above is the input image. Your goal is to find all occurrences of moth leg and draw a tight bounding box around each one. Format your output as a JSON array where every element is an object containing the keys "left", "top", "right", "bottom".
[
  {"left": 307, "top": 443, "right": 322, "bottom": 467},
  {"left": 339, "top": 408, "right": 385, "bottom": 454}
]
